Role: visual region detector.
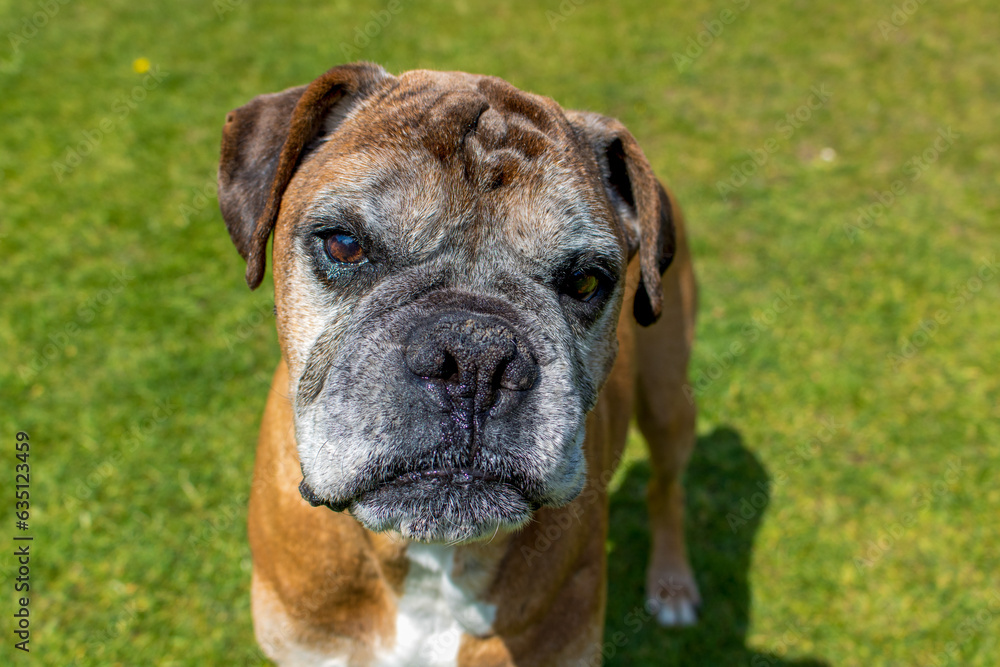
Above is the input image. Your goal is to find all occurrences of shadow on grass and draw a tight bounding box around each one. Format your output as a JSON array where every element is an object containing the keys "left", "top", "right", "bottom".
[{"left": 605, "top": 426, "right": 830, "bottom": 667}]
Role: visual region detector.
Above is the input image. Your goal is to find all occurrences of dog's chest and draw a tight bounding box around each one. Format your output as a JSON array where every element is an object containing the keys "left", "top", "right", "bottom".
[{"left": 376, "top": 544, "right": 496, "bottom": 666}]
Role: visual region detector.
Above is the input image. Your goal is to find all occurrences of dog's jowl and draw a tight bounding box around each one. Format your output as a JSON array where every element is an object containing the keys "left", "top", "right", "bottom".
[{"left": 218, "top": 63, "right": 699, "bottom": 666}]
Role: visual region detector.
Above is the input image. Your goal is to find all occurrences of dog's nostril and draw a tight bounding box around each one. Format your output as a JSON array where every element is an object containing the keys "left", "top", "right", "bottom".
[
  {"left": 405, "top": 340, "right": 462, "bottom": 383},
  {"left": 500, "top": 355, "right": 538, "bottom": 391},
  {"left": 492, "top": 359, "right": 511, "bottom": 390},
  {"left": 439, "top": 351, "right": 460, "bottom": 384}
]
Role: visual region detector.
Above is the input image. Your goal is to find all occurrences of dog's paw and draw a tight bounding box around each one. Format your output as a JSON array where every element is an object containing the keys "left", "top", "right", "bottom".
[{"left": 645, "top": 570, "right": 701, "bottom": 627}]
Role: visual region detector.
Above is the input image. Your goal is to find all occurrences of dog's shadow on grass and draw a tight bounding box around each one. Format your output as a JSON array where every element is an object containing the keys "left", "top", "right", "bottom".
[{"left": 605, "top": 426, "right": 830, "bottom": 667}]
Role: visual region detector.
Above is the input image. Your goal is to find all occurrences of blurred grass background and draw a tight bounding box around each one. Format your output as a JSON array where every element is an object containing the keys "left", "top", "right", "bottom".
[{"left": 1, "top": 0, "right": 998, "bottom": 664}]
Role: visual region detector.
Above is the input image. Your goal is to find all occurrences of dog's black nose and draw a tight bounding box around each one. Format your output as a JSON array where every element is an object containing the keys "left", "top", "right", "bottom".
[{"left": 405, "top": 312, "right": 538, "bottom": 415}]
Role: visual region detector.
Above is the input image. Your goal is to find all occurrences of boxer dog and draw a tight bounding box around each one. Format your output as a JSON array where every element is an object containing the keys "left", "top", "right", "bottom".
[{"left": 218, "top": 62, "right": 698, "bottom": 666}]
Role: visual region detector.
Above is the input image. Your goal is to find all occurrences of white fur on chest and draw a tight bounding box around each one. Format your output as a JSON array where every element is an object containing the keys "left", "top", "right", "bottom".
[{"left": 376, "top": 543, "right": 496, "bottom": 666}]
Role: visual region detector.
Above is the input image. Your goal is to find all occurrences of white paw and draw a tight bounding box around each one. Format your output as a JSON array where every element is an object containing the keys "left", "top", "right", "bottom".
[
  {"left": 646, "top": 572, "right": 701, "bottom": 627},
  {"left": 651, "top": 597, "right": 698, "bottom": 627}
]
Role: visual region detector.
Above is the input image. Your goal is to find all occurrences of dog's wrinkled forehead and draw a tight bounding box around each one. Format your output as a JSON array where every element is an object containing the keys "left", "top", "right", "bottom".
[{"left": 335, "top": 69, "right": 578, "bottom": 191}]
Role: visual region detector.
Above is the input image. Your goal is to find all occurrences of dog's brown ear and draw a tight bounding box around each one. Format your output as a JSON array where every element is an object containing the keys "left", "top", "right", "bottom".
[
  {"left": 218, "top": 62, "right": 390, "bottom": 289},
  {"left": 566, "top": 110, "right": 676, "bottom": 326}
]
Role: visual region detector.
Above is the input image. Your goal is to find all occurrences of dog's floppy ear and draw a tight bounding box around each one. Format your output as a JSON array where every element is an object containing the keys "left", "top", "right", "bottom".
[
  {"left": 218, "top": 62, "right": 389, "bottom": 289},
  {"left": 566, "top": 110, "right": 676, "bottom": 326}
]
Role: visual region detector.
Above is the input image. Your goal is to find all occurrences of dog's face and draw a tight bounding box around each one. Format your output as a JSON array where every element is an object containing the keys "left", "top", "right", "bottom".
[{"left": 219, "top": 64, "right": 675, "bottom": 542}]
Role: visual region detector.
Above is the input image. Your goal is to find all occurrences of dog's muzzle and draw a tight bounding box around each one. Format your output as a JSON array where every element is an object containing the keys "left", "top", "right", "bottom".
[{"left": 298, "top": 308, "right": 555, "bottom": 541}]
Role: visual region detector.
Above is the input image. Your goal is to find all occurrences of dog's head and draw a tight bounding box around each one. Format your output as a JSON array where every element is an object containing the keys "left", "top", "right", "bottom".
[{"left": 218, "top": 63, "right": 675, "bottom": 542}]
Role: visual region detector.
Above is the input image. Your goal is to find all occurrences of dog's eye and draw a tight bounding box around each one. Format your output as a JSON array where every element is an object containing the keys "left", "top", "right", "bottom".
[
  {"left": 563, "top": 270, "right": 601, "bottom": 302},
  {"left": 324, "top": 233, "right": 365, "bottom": 264}
]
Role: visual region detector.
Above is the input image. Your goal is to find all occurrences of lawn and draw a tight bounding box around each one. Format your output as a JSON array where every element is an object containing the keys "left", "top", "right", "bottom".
[{"left": 1, "top": 0, "right": 997, "bottom": 665}]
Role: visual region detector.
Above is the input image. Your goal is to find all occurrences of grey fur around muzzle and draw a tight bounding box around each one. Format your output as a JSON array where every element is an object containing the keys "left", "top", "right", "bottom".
[{"left": 294, "top": 288, "right": 590, "bottom": 543}]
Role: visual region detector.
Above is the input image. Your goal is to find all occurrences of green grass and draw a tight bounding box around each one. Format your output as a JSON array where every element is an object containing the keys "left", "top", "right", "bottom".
[{"left": 2, "top": 0, "right": 998, "bottom": 664}]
